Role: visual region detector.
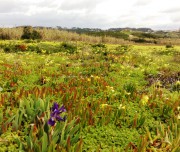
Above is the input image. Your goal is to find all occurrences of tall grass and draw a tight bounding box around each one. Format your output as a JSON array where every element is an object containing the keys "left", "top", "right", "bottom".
[{"left": 0, "top": 27, "right": 128, "bottom": 44}]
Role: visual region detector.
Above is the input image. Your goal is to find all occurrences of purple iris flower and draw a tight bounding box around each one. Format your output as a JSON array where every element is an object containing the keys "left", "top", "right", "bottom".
[{"left": 48, "top": 102, "right": 66, "bottom": 126}]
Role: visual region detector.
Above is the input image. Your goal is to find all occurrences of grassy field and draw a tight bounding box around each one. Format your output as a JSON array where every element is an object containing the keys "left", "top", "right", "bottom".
[{"left": 0, "top": 40, "right": 179, "bottom": 151}]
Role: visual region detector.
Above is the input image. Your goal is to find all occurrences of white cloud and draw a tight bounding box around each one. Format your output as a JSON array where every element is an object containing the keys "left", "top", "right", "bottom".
[{"left": 0, "top": 0, "right": 179, "bottom": 30}]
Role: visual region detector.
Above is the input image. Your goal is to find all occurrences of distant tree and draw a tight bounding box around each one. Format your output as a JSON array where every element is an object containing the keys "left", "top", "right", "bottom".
[
  {"left": 21, "top": 26, "right": 42, "bottom": 40},
  {"left": 21, "top": 26, "right": 32, "bottom": 39}
]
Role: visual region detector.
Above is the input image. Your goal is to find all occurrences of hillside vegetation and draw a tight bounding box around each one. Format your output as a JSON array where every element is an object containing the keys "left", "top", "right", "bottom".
[
  {"left": 0, "top": 39, "right": 179, "bottom": 151},
  {"left": 1, "top": 26, "right": 180, "bottom": 45}
]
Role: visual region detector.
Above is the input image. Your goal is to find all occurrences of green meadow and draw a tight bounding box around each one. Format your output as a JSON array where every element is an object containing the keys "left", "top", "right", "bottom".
[{"left": 0, "top": 40, "right": 179, "bottom": 151}]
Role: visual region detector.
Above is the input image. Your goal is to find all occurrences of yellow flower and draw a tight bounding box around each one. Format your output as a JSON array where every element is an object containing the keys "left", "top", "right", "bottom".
[
  {"left": 140, "top": 95, "right": 149, "bottom": 105},
  {"left": 175, "top": 81, "right": 180, "bottom": 85},
  {"left": 125, "top": 91, "right": 131, "bottom": 95},
  {"left": 41, "top": 49, "right": 46, "bottom": 54},
  {"left": 106, "top": 86, "right": 114, "bottom": 92},
  {"left": 118, "top": 104, "right": 125, "bottom": 110},
  {"left": 100, "top": 104, "right": 109, "bottom": 109},
  {"left": 178, "top": 114, "right": 180, "bottom": 120},
  {"left": 95, "top": 76, "right": 100, "bottom": 80}
]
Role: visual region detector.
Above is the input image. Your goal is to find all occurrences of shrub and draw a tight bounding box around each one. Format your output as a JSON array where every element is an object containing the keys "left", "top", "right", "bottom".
[
  {"left": 91, "top": 43, "right": 107, "bottom": 54},
  {"left": 115, "top": 45, "right": 131, "bottom": 55},
  {"left": 165, "top": 44, "right": 173, "bottom": 48},
  {"left": 21, "top": 26, "right": 32, "bottom": 39},
  {"left": 15, "top": 44, "right": 27, "bottom": 52},
  {"left": 4, "top": 46, "right": 12, "bottom": 52},
  {"left": 21, "top": 26, "right": 42, "bottom": 40},
  {"left": 31, "top": 30, "right": 42, "bottom": 40},
  {"left": 60, "top": 42, "right": 77, "bottom": 54}
]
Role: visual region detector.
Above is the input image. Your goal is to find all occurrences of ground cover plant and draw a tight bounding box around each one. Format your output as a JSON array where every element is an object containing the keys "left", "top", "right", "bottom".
[{"left": 0, "top": 40, "right": 179, "bottom": 151}]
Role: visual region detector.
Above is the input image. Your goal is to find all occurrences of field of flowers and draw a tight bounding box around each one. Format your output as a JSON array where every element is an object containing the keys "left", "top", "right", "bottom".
[{"left": 0, "top": 40, "right": 179, "bottom": 152}]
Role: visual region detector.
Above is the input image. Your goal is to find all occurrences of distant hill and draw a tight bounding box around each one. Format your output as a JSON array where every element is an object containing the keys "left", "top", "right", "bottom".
[
  {"left": 1, "top": 26, "right": 180, "bottom": 45},
  {"left": 107, "top": 27, "right": 153, "bottom": 32},
  {"left": 59, "top": 26, "right": 180, "bottom": 41}
]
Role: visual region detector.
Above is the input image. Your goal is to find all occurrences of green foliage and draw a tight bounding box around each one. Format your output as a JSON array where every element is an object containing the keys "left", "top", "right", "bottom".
[
  {"left": 59, "top": 42, "right": 77, "bottom": 54},
  {"left": 21, "top": 26, "right": 42, "bottom": 40},
  {"left": 172, "top": 81, "right": 180, "bottom": 92},
  {"left": 166, "top": 44, "right": 174, "bottom": 48},
  {"left": 0, "top": 40, "right": 180, "bottom": 151}
]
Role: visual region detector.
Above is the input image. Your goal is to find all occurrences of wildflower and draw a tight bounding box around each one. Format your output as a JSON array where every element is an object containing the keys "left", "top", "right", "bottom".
[
  {"left": 175, "top": 81, "right": 180, "bottom": 85},
  {"left": 177, "top": 114, "right": 180, "bottom": 120},
  {"left": 94, "top": 76, "right": 100, "bottom": 80},
  {"left": 48, "top": 102, "right": 66, "bottom": 126},
  {"left": 100, "top": 104, "right": 109, "bottom": 109},
  {"left": 125, "top": 91, "right": 131, "bottom": 95},
  {"left": 106, "top": 86, "right": 115, "bottom": 92},
  {"left": 118, "top": 104, "right": 125, "bottom": 110},
  {"left": 140, "top": 95, "right": 149, "bottom": 105}
]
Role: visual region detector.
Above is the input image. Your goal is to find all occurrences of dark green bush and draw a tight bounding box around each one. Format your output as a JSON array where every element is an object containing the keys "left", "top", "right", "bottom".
[
  {"left": 59, "top": 42, "right": 77, "bottom": 54},
  {"left": 21, "top": 26, "right": 32, "bottom": 39},
  {"left": 31, "top": 30, "right": 42, "bottom": 40},
  {"left": 21, "top": 26, "right": 42, "bottom": 40},
  {"left": 132, "top": 38, "right": 150, "bottom": 43},
  {"left": 91, "top": 43, "right": 106, "bottom": 48},
  {"left": 165, "top": 44, "right": 173, "bottom": 48},
  {"left": 4, "top": 46, "right": 12, "bottom": 52}
]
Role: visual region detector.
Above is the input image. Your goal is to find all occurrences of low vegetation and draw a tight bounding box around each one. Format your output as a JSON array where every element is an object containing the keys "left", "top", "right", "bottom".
[{"left": 0, "top": 39, "right": 179, "bottom": 151}]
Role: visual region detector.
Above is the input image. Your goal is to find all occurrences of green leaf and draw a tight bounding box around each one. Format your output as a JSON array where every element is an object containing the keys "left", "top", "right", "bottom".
[
  {"left": 70, "top": 133, "right": 80, "bottom": 145},
  {"left": 42, "top": 132, "right": 48, "bottom": 152},
  {"left": 69, "top": 124, "right": 80, "bottom": 138},
  {"left": 60, "top": 120, "right": 68, "bottom": 146},
  {"left": 26, "top": 136, "right": 33, "bottom": 150},
  {"left": 48, "top": 142, "right": 56, "bottom": 152}
]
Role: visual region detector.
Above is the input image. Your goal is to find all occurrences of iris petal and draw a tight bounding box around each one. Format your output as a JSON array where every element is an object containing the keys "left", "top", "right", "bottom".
[
  {"left": 52, "top": 102, "right": 59, "bottom": 111},
  {"left": 48, "top": 103, "right": 67, "bottom": 126},
  {"left": 59, "top": 105, "right": 66, "bottom": 113},
  {"left": 48, "top": 118, "right": 56, "bottom": 126}
]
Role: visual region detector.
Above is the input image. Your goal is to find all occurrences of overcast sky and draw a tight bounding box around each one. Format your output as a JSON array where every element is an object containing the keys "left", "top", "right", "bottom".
[{"left": 0, "top": 0, "right": 179, "bottom": 30}]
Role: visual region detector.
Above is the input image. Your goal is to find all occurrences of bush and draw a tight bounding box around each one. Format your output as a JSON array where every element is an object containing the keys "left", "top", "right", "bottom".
[
  {"left": 115, "top": 45, "right": 131, "bottom": 55},
  {"left": 59, "top": 42, "right": 77, "bottom": 54},
  {"left": 4, "top": 46, "right": 12, "bottom": 52},
  {"left": 91, "top": 43, "right": 106, "bottom": 48},
  {"left": 21, "top": 26, "right": 42, "bottom": 40},
  {"left": 31, "top": 30, "right": 42, "bottom": 40},
  {"left": 165, "top": 44, "right": 173, "bottom": 48},
  {"left": 91, "top": 43, "right": 107, "bottom": 54},
  {"left": 15, "top": 44, "right": 27, "bottom": 52}
]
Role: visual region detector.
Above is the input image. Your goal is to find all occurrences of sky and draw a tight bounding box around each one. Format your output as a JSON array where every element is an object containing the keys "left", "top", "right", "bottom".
[{"left": 0, "top": 0, "right": 179, "bottom": 30}]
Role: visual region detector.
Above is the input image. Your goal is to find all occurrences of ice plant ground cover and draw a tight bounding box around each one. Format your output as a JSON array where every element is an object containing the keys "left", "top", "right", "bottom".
[{"left": 0, "top": 40, "right": 179, "bottom": 151}]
